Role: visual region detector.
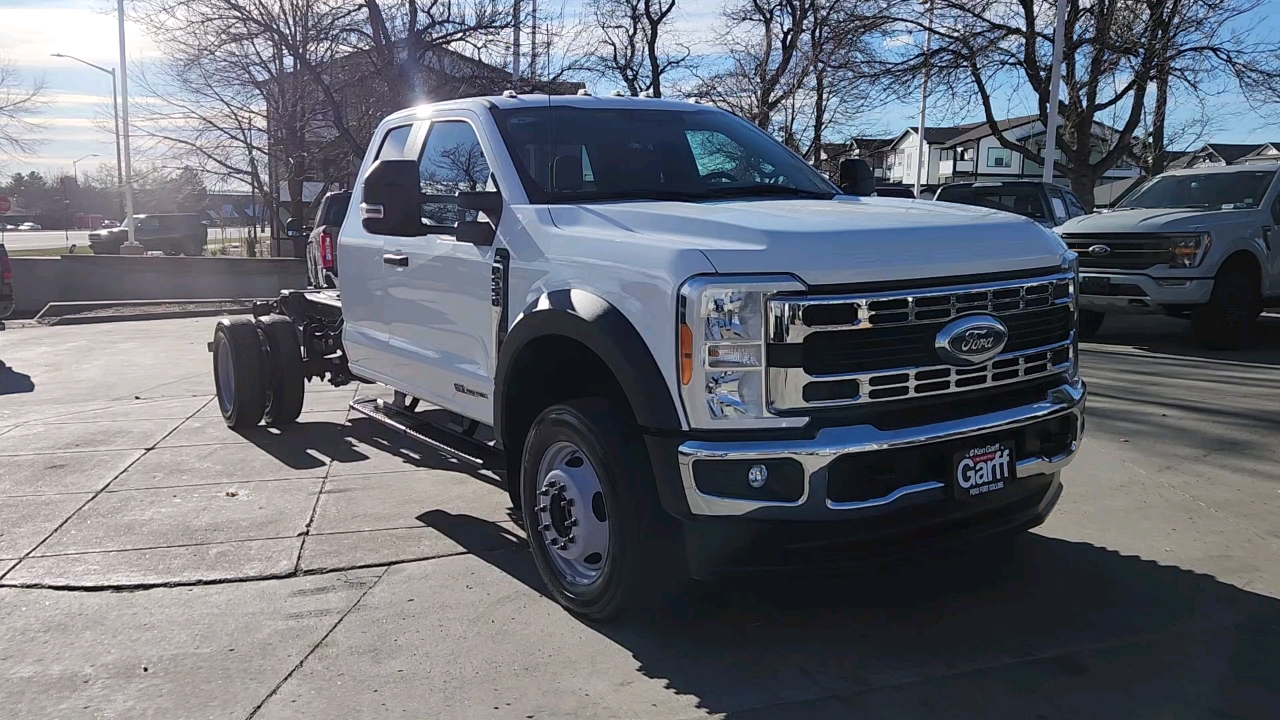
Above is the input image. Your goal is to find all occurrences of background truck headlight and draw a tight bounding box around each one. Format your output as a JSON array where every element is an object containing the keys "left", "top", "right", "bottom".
[
  {"left": 679, "top": 276, "right": 807, "bottom": 429},
  {"left": 1169, "top": 233, "right": 1211, "bottom": 268}
]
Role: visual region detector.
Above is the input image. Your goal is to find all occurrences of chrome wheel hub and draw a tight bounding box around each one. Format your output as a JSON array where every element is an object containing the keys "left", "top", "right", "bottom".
[{"left": 535, "top": 442, "right": 609, "bottom": 586}]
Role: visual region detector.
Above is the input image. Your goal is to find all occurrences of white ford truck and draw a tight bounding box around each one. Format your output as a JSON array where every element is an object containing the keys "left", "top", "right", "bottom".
[
  {"left": 1058, "top": 163, "right": 1280, "bottom": 348},
  {"left": 209, "top": 94, "right": 1086, "bottom": 620}
]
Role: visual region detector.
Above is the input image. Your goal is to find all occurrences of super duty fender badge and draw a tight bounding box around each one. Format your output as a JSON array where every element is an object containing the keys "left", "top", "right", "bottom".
[{"left": 935, "top": 315, "right": 1008, "bottom": 366}]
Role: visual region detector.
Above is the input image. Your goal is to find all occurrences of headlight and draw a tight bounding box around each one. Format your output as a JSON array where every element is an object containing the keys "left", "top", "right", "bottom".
[
  {"left": 1169, "top": 232, "right": 1211, "bottom": 268},
  {"left": 679, "top": 275, "right": 807, "bottom": 429}
]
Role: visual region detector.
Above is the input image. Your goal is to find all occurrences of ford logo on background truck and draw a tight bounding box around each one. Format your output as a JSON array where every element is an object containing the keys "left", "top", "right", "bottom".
[{"left": 936, "top": 315, "right": 1009, "bottom": 366}]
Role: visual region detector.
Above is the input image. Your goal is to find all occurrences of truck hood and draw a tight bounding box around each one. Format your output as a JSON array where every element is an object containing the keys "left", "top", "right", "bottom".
[
  {"left": 548, "top": 197, "right": 1067, "bottom": 286},
  {"left": 1058, "top": 207, "right": 1260, "bottom": 235}
]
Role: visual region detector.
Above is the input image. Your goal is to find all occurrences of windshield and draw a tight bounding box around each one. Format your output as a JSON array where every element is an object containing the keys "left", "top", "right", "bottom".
[
  {"left": 491, "top": 105, "right": 837, "bottom": 203},
  {"left": 1120, "top": 170, "right": 1277, "bottom": 210},
  {"left": 937, "top": 185, "right": 1048, "bottom": 221}
]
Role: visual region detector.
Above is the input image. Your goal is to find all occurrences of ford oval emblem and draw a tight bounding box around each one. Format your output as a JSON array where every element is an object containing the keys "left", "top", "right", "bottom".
[
  {"left": 936, "top": 315, "right": 1009, "bottom": 367},
  {"left": 1088, "top": 244, "right": 1112, "bottom": 257}
]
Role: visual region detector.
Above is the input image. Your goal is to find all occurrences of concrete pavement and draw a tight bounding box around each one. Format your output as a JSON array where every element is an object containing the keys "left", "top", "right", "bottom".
[{"left": 0, "top": 315, "right": 1277, "bottom": 718}]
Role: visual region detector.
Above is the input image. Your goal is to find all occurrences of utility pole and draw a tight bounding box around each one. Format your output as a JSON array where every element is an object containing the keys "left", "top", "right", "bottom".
[
  {"left": 117, "top": 0, "right": 141, "bottom": 253},
  {"left": 1042, "top": 0, "right": 1068, "bottom": 184},
  {"left": 512, "top": 0, "right": 522, "bottom": 87},
  {"left": 530, "top": 0, "right": 538, "bottom": 82},
  {"left": 913, "top": 0, "right": 934, "bottom": 198}
]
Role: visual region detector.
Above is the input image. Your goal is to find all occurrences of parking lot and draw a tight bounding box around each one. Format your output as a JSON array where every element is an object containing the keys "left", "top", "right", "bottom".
[{"left": 1, "top": 314, "right": 1278, "bottom": 719}]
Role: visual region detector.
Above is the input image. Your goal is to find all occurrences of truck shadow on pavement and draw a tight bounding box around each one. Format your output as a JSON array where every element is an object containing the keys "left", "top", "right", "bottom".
[
  {"left": 236, "top": 415, "right": 505, "bottom": 489},
  {"left": 419, "top": 510, "right": 1280, "bottom": 719},
  {"left": 1086, "top": 313, "right": 1280, "bottom": 366},
  {"left": 0, "top": 361, "right": 34, "bottom": 395}
]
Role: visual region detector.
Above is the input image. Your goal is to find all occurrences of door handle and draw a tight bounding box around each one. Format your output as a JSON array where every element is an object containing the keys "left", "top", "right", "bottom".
[{"left": 382, "top": 253, "right": 408, "bottom": 267}]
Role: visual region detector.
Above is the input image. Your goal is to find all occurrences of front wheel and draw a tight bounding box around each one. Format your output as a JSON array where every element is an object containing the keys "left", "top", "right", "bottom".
[
  {"left": 1078, "top": 310, "right": 1105, "bottom": 339},
  {"left": 520, "top": 399, "right": 681, "bottom": 621},
  {"left": 1192, "top": 270, "right": 1256, "bottom": 350}
]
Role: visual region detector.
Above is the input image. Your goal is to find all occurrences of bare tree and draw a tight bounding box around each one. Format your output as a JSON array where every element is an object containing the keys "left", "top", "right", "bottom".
[
  {"left": 691, "top": 0, "right": 815, "bottom": 134},
  {"left": 0, "top": 57, "right": 47, "bottom": 158},
  {"left": 579, "top": 0, "right": 692, "bottom": 96},
  {"left": 871, "top": 0, "right": 1280, "bottom": 208}
]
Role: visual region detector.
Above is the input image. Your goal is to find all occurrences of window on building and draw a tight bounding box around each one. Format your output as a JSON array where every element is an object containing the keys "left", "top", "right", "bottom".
[
  {"left": 940, "top": 149, "right": 954, "bottom": 162},
  {"left": 959, "top": 147, "right": 974, "bottom": 161},
  {"left": 417, "top": 120, "right": 492, "bottom": 229},
  {"left": 987, "top": 147, "right": 1013, "bottom": 168}
]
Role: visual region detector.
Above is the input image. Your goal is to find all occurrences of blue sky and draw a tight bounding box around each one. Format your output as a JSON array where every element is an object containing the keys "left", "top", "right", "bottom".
[{"left": 1, "top": 0, "right": 1277, "bottom": 178}]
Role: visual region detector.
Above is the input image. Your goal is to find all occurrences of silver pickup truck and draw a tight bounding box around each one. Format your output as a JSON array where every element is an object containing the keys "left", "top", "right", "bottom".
[{"left": 1058, "top": 164, "right": 1280, "bottom": 348}]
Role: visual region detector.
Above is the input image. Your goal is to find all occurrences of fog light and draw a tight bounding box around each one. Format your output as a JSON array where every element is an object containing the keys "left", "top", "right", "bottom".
[{"left": 747, "top": 464, "right": 768, "bottom": 488}]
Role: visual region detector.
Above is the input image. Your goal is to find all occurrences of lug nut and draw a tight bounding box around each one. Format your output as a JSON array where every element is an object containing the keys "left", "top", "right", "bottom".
[
  {"left": 535, "top": 504, "right": 548, "bottom": 513},
  {"left": 565, "top": 518, "right": 578, "bottom": 527},
  {"left": 564, "top": 498, "right": 575, "bottom": 507},
  {"left": 538, "top": 523, "right": 551, "bottom": 531}
]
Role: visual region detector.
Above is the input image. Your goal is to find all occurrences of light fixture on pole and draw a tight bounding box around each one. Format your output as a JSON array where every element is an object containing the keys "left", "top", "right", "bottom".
[
  {"left": 115, "top": 0, "right": 141, "bottom": 253},
  {"left": 50, "top": 54, "right": 124, "bottom": 211},
  {"left": 913, "top": 0, "right": 935, "bottom": 199},
  {"left": 72, "top": 153, "right": 98, "bottom": 183},
  {"left": 1042, "top": 0, "right": 1068, "bottom": 184}
]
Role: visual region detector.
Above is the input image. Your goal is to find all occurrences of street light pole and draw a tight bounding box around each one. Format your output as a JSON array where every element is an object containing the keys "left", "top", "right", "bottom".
[
  {"left": 913, "top": 0, "right": 935, "bottom": 198},
  {"left": 1042, "top": 0, "right": 1068, "bottom": 184},
  {"left": 72, "top": 153, "right": 98, "bottom": 185},
  {"left": 50, "top": 54, "right": 124, "bottom": 217},
  {"left": 116, "top": 0, "right": 140, "bottom": 252}
]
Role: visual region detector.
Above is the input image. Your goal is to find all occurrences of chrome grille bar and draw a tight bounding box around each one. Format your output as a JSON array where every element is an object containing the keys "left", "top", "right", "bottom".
[{"left": 768, "top": 272, "right": 1073, "bottom": 343}]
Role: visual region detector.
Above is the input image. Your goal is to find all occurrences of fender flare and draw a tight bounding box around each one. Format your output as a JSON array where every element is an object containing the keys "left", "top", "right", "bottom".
[{"left": 493, "top": 289, "right": 682, "bottom": 446}]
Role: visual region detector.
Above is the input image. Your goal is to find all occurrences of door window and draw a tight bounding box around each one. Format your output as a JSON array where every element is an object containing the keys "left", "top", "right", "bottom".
[
  {"left": 377, "top": 125, "right": 413, "bottom": 160},
  {"left": 417, "top": 120, "right": 492, "bottom": 229},
  {"left": 1065, "top": 191, "right": 1088, "bottom": 217}
]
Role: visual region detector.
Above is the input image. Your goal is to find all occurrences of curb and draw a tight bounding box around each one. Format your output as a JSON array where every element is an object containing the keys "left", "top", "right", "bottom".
[{"left": 43, "top": 306, "right": 256, "bottom": 326}]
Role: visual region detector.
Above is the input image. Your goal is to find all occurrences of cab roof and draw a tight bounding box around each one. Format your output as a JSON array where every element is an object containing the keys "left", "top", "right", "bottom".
[
  {"left": 381, "top": 93, "right": 712, "bottom": 124},
  {"left": 1161, "top": 162, "right": 1280, "bottom": 176}
]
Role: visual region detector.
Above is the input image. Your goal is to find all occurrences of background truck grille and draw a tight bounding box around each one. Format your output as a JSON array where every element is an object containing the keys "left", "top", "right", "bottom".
[
  {"left": 1061, "top": 234, "right": 1171, "bottom": 270},
  {"left": 766, "top": 271, "right": 1075, "bottom": 412}
]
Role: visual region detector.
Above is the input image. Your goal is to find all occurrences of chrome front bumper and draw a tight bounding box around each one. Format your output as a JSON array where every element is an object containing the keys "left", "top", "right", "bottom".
[{"left": 677, "top": 378, "right": 1085, "bottom": 519}]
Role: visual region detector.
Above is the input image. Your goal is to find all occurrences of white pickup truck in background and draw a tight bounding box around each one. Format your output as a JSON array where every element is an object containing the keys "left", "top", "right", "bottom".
[
  {"left": 210, "top": 94, "right": 1086, "bottom": 620},
  {"left": 1058, "top": 163, "right": 1280, "bottom": 348}
]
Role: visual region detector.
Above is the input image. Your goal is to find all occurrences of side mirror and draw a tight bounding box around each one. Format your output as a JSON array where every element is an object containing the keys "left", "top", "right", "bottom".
[
  {"left": 362, "top": 159, "right": 422, "bottom": 236},
  {"left": 455, "top": 220, "right": 496, "bottom": 246},
  {"left": 456, "top": 190, "right": 503, "bottom": 225},
  {"left": 839, "top": 159, "right": 875, "bottom": 196}
]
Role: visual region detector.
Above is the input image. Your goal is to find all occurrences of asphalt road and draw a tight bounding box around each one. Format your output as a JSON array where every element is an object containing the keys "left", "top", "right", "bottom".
[
  {"left": 0, "top": 227, "right": 256, "bottom": 252},
  {"left": 0, "top": 314, "right": 1276, "bottom": 719}
]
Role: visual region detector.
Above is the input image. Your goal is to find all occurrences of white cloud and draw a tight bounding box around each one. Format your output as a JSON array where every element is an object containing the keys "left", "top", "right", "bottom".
[{"left": 0, "top": 7, "right": 157, "bottom": 66}]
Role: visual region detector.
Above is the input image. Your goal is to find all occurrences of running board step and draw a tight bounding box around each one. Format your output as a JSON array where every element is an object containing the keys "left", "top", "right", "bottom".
[{"left": 349, "top": 397, "right": 504, "bottom": 471}]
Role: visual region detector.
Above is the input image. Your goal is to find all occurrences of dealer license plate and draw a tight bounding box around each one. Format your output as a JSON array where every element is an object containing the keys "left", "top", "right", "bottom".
[
  {"left": 952, "top": 441, "right": 1016, "bottom": 500},
  {"left": 1079, "top": 275, "right": 1111, "bottom": 295}
]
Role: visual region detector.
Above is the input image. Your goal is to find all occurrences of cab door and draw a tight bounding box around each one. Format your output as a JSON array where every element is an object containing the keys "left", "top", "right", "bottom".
[
  {"left": 340, "top": 122, "right": 420, "bottom": 383},
  {"left": 381, "top": 113, "right": 501, "bottom": 424}
]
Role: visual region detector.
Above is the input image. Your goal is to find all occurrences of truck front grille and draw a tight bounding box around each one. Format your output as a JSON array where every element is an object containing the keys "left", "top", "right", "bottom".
[
  {"left": 1061, "top": 233, "right": 1172, "bottom": 270},
  {"left": 766, "top": 271, "right": 1075, "bottom": 412}
]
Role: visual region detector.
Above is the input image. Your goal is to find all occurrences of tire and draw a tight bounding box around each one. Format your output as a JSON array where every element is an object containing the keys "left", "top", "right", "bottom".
[
  {"left": 184, "top": 242, "right": 204, "bottom": 257},
  {"left": 256, "top": 315, "right": 305, "bottom": 426},
  {"left": 1078, "top": 310, "right": 1105, "bottom": 339},
  {"left": 212, "top": 317, "right": 266, "bottom": 430},
  {"left": 519, "top": 398, "right": 682, "bottom": 621},
  {"left": 1192, "top": 270, "right": 1255, "bottom": 350}
]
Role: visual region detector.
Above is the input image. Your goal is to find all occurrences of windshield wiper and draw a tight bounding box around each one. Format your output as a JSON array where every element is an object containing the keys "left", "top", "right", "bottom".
[{"left": 700, "top": 184, "right": 833, "bottom": 199}]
